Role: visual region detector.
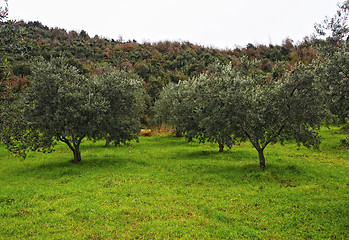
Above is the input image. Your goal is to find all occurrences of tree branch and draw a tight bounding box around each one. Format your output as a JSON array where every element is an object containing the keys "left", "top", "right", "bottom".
[
  {"left": 262, "top": 120, "right": 287, "bottom": 150},
  {"left": 77, "top": 135, "right": 85, "bottom": 146},
  {"left": 59, "top": 136, "right": 74, "bottom": 152},
  {"left": 239, "top": 123, "right": 261, "bottom": 151}
]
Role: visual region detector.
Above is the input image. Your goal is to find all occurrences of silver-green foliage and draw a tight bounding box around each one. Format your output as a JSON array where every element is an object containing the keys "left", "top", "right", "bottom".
[
  {"left": 318, "top": 43, "right": 349, "bottom": 122},
  {"left": 2, "top": 57, "right": 145, "bottom": 162},
  {"left": 230, "top": 62, "right": 328, "bottom": 168},
  {"left": 24, "top": 57, "right": 107, "bottom": 162},
  {"left": 93, "top": 70, "right": 145, "bottom": 146},
  {"left": 155, "top": 60, "right": 328, "bottom": 168},
  {"left": 154, "top": 80, "right": 200, "bottom": 139},
  {"left": 192, "top": 64, "right": 240, "bottom": 151},
  {"left": 154, "top": 62, "right": 251, "bottom": 151},
  {"left": 314, "top": 0, "right": 349, "bottom": 122}
]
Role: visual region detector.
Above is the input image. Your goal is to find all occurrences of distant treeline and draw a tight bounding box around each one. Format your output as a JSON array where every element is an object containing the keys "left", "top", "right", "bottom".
[{"left": 1, "top": 20, "right": 322, "bottom": 85}]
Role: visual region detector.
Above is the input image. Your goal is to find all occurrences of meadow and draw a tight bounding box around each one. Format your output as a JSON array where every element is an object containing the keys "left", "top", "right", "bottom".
[{"left": 0, "top": 126, "right": 348, "bottom": 239}]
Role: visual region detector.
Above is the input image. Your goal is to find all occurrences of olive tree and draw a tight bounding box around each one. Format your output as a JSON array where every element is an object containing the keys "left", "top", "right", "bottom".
[
  {"left": 93, "top": 70, "right": 145, "bottom": 147},
  {"left": 227, "top": 62, "right": 328, "bottom": 168},
  {"left": 314, "top": 0, "right": 349, "bottom": 122},
  {"left": 154, "top": 80, "right": 201, "bottom": 139},
  {"left": 194, "top": 60, "right": 273, "bottom": 152},
  {"left": 192, "top": 65, "right": 239, "bottom": 152},
  {"left": 154, "top": 65, "right": 236, "bottom": 152},
  {"left": 154, "top": 60, "right": 266, "bottom": 152},
  {"left": 318, "top": 46, "right": 349, "bottom": 122},
  {"left": 198, "top": 61, "right": 327, "bottom": 168},
  {"left": 23, "top": 57, "right": 107, "bottom": 162},
  {"left": 3, "top": 57, "right": 145, "bottom": 162},
  {"left": 155, "top": 60, "right": 328, "bottom": 168}
]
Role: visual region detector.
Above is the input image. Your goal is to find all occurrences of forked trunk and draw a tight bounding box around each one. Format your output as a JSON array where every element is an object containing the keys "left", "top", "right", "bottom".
[
  {"left": 258, "top": 149, "right": 266, "bottom": 169},
  {"left": 59, "top": 134, "right": 84, "bottom": 163},
  {"left": 71, "top": 136, "right": 82, "bottom": 163}
]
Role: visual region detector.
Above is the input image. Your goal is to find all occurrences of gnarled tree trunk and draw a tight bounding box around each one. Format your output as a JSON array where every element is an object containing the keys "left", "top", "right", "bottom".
[{"left": 59, "top": 133, "right": 85, "bottom": 163}]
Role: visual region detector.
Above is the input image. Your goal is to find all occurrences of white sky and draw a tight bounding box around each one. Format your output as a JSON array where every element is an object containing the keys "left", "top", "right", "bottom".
[{"left": 7, "top": 0, "right": 340, "bottom": 49}]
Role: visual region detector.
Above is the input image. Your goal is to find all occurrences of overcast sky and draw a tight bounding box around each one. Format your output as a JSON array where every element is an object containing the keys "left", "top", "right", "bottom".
[{"left": 7, "top": 0, "right": 340, "bottom": 49}]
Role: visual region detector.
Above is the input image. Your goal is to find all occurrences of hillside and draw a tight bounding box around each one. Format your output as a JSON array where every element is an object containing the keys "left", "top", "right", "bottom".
[{"left": 1, "top": 21, "right": 320, "bottom": 95}]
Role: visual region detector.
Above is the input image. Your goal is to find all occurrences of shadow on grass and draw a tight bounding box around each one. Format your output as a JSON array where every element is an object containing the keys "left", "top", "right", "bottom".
[
  {"left": 186, "top": 148, "right": 244, "bottom": 158},
  {"left": 16, "top": 153, "right": 148, "bottom": 179},
  {"left": 80, "top": 142, "right": 137, "bottom": 150},
  {"left": 202, "top": 160, "right": 311, "bottom": 186},
  {"left": 11, "top": 135, "right": 318, "bottom": 183},
  {"left": 78, "top": 135, "right": 188, "bottom": 151}
]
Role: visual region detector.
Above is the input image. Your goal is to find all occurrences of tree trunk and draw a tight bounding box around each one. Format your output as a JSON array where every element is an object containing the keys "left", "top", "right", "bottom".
[
  {"left": 218, "top": 142, "right": 224, "bottom": 152},
  {"left": 59, "top": 135, "right": 84, "bottom": 163},
  {"left": 104, "top": 133, "right": 110, "bottom": 147},
  {"left": 72, "top": 148, "right": 82, "bottom": 163},
  {"left": 258, "top": 149, "right": 266, "bottom": 169}
]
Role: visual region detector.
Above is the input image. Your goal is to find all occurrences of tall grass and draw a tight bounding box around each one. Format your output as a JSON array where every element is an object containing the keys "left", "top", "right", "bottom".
[{"left": 0, "top": 126, "right": 348, "bottom": 239}]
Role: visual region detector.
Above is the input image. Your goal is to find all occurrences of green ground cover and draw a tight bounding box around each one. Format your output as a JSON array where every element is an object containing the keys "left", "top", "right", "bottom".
[{"left": 0, "top": 126, "right": 348, "bottom": 239}]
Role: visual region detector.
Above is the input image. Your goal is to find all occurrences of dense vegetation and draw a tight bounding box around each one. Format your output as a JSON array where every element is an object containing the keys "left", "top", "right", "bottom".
[{"left": 0, "top": 18, "right": 320, "bottom": 110}]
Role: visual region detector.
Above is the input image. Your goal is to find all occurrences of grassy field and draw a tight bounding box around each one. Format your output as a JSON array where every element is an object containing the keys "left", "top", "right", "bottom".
[{"left": 0, "top": 126, "right": 348, "bottom": 239}]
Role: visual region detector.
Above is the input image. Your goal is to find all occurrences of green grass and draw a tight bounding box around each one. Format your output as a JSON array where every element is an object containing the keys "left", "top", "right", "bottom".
[{"left": 0, "top": 126, "right": 348, "bottom": 239}]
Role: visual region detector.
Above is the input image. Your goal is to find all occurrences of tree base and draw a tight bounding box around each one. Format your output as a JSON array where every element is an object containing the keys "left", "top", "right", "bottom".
[{"left": 71, "top": 159, "right": 81, "bottom": 164}]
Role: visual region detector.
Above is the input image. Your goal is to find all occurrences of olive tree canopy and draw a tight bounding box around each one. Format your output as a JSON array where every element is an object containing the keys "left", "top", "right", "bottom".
[
  {"left": 227, "top": 62, "right": 328, "bottom": 168},
  {"left": 93, "top": 69, "right": 145, "bottom": 147},
  {"left": 155, "top": 61, "right": 328, "bottom": 168},
  {"left": 2, "top": 57, "right": 145, "bottom": 162}
]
